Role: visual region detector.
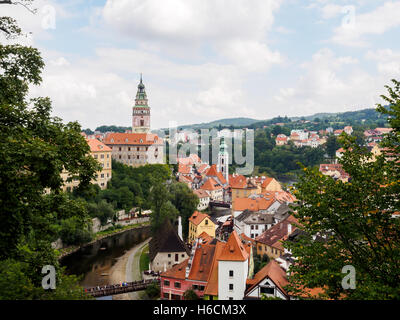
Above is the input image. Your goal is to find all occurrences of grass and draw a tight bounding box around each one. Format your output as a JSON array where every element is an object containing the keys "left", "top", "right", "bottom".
[{"left": 139, "top": 244, "right": 149, "bottom": 273}]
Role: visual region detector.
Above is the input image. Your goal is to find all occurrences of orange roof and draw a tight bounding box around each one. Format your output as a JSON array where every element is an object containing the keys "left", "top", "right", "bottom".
[
  {"left": 218, "top": 231, "right": 249, "bottom": 262},
  {"left": 178, "top": 163, "right": 191, "bottom": 174},
  {"left": 201, "top": 178, "right": 222, "bottom": 191},
  {"left": 233, "top": 197, "right": 275, "bottom": 212},
  {"left": 188, "top": 243, "right": 216, "bottom": 282},
  {"left": 103, "top": 132, "right": 162, "bottom": 145},
  {"left": 193, "top": 189, "right": 210, "bottom": 199},
  {"left": 229, "top": 175, "right": 248, "bottom": 189},
  {"left": 204, "top": 241, "right": 225, "bottom": 296},
  {"left": 86, "top": 138, "right": 111, "bottom": 152},
  {"left": 261, "top": 177, "right": 275, "bottom": 189},
  {"left": 246, "top": 260, "right": 289, "bottom": 297},
  {"left": 198, "top": 232, "right": 213, "bottom": 244},
  {"left": 197, "top": 163, "right": 209, "bottom": 174},
  {"left": 206, "top": 164, "right": 227, "bottom": 185},
  {"left": 160, "top": 258, "right": 188, "bottom": 280},
  {"left": 189, "top": 211, "right": 211, "bottom": 226}
]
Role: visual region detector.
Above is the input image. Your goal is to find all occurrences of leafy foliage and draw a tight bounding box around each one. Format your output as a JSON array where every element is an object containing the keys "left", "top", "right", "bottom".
[{"left": 284, "top": 80, "right": 400, "bottom": 300}]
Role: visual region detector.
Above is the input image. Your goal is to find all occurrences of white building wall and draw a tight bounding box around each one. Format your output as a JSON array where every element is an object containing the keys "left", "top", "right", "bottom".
[
  {"left": 218, "top": 260, "right": 248, "bottom": 300},
  {"left": 246, "top": 278, "right": 288, "bottom": 300}
]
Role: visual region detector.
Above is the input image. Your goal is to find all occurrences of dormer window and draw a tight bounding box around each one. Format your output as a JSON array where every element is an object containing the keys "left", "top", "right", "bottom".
[{"left": 110, "top": 138, "right": 114, "bottom": 143}]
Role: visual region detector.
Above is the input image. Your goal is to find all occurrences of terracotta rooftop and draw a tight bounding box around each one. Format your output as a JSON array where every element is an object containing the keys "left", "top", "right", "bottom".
[
  {"left": 256, "top": 215, "right": 298, "bottom": 247},
  {"left": 160, "top": 259, "right": 188, "bottom": 280},
  {"left": 201, "top": 177, "right": 222, "bottom": 191},
  {"left": 86, "top": 138, "right": 111, "bottom": 152},
  {"left": 206, "top": 164, "right": 227, "bottom": 185},
  {"left": 218, "top": 231, "right": 249, "bottom": 262},
  {"left": 188, "top": 243, "right": 216, "bottom": 282},
  {"left": 245, "top": 260, "right": 289, "bottom": 297},
  {"left": 233, "top": 197, "right": 275, "bottom": 212},
  {"left": 204, "top": 241, "right": 225, "bottom": 296},
  {"left": 189, "top": 211, "right": 212, "bottom": 226},
  {"left": 103, "top": 132, "right": 162, "bottom": 145},
  {"left": 193, "top": 189, "right": 210, "bottom": 199},
  {"left": 178, "top": 163, "right": 192, "bottom": 175}
]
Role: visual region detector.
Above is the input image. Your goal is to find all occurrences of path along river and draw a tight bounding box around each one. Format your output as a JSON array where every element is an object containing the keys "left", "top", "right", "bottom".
[{"left": 60, "top": 226, "right": 151, "bottom": 300}]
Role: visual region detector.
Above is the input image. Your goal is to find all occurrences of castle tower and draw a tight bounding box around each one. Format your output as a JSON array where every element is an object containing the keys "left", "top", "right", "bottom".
[
  {"left": 132, "top": 74, "right": 150, "bottom": 133},
  {"left": 217, "top": 136, "right": 229, "bottom": 183}
]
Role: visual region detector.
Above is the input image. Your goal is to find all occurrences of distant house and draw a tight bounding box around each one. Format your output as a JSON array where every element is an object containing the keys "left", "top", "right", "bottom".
[
  {"left": 200, "top": 177, "right": 223, "bottom": 201},
  {"left": 261, "top": 177, "right": 282, "bottom": 193},
  {"left": 230, "top": 175, "right": 258, "bottom": 203},
  {"left": 160, "top": 231, "right": 253, "bottom": 300},
  {"left": 188, "top": 211, "right": 216, "bottom": 245},
  {"left": 344, "top": 126, "right": 353, "bottom": 135},
  {"left": 193, "top": 189, "right": 210, "bottom": 211},
  {"left": 255, "top": 215, "right": 298, "bottom": 259},
  {"left": 149, "top": 219, "right": 190, "bottom": 272},
  {"left": 234, "top": 210, "right": 274, "bottom": 240},
  {"left": 245, "top": 260, "right": 289, "bottom": 300},
  {"left": 275, "top": 134, "right": 288, "bottom": 146}
]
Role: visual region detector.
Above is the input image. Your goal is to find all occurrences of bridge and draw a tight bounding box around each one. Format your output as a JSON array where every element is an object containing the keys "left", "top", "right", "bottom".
[
  {"left": 85, "top": 278, "right": 160, "bottom": 298},
  {"left": 209, "top": 200, "right": 231, "bottom": 209}
]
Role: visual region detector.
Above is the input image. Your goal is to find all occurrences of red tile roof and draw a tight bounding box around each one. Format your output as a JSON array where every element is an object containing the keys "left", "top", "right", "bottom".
[
  {"left": 204, "top": 241, "right": 225, "bottom": 296},
  {"left": 86, "top": 138, "right": 111, "bottom": 152},
  {"left": 206, "top": 164, "right": 227, "bottom": 185},
  {"left": 201, "top": 178, "right": 222, "bottom": 191},
  {"left": 246, "top": 260, "right": 289, "bottom": 297},
  {"left": 160, "top": 259, "right": 188, "bottom": 280},
  {"left": 233, "top": 197, "right": 275, "bottom": 212},
  {"left": 103, "top": 132, "right": 162, "bottom": 145},
  {"left": 188, "top": 243, "right": 216, "bottom": 282},
  {"left": 189, "top": 211, "right": 211, "bottom": 226},
  {"left": 256, "top": 215, "right": 298, "bottom": 248},
  {"left": 193, "top": 189, "right": 210, "bottom": 199},
  {"left": 218, "top": 231, "right": 249, "bottom": 262},
  {"left": 178, "top": 163, "right": 192, "bottom": 174}
]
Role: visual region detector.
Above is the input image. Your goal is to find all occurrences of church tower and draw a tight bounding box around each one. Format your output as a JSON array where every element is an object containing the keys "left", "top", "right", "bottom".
[
  {"left": 132, "top": 74, "right": 150, "bottom": 133},
  {"left": 217, "top": 136, "right": 229, "bottom": 183}
]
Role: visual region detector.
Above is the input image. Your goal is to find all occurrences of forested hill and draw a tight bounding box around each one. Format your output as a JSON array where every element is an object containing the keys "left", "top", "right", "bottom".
[{"left": 84, "top": 108, "right": 386, "bottom": 134}]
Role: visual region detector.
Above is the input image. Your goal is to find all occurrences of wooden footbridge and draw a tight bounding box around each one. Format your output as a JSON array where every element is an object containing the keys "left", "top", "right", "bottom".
[{"left": 85, "top": 278, "right": 160, "bottom": 298}]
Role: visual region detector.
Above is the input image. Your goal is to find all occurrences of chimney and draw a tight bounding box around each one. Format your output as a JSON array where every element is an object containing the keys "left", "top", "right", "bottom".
[
  {"left": 178, "top": 216, "right": 183, "bottom": 241},
  {"left": 287, "top": 223, "right": 292, "bottom": 235}
]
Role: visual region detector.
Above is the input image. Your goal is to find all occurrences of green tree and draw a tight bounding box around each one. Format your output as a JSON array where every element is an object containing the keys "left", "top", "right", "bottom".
[
  {"left": 168, "top": 182, "right": 199, "bottom": 240},
  {"left": 325, "top": 135, "right": 340, "bottom": 159},
  {"left": 285, "top": 80, "right": 400, "bottom": 300},
  {"left": 0, "top": 8, "right": 99, "bottom": 299}
]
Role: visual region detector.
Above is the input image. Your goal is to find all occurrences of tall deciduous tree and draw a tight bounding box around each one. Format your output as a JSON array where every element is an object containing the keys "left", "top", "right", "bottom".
[
  {"left": 0, "top": 9, "right": 98, "bottom": 299},
  {"left": 285, "top": 80, "right": 400, "bottom": 300}
]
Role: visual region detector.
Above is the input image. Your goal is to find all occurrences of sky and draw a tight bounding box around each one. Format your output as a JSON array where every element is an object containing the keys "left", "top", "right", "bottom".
[{"left": 2, "top": 0, "right": 400, "bottom": 130}]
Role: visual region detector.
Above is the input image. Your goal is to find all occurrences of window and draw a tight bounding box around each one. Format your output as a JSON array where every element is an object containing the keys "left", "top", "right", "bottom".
[
  {"left": 137, "top": 147, "right": 140, "bottom": 151},
  {"left": 119, "top": 155, "right": 121, "bottom": 159},
  {"left": 101, "top": 174, "right": 104, "bottom": 178},
  {"left": 229, "top": 270, "right": 233, "bottom": 278},
  {"left": 94, "top": 155, "right": 98, "bottom": 159},
  {"left": 229, "top": 284, "right": 234, "bottom": 291},
  {"left": 174, "top": 282, "right": 181, "bottom": 289},
  {"left": 260, "top": 286, "right": 275, "bottom": 295},
  {"left": 119, "top": 147, "right": 121, "bottom": 151},
  {"left": 128, "top": 147, "right": 131, "bottom": 151},
  {"left": 251, "top": 225, "right": 254, "bottom": 230},
  {"left": 107, "top": 154, "right": 109, "bottom": 158},
  {"left": 100, "top": 154, "right": 104, "bottom": 159},
  {"left": 205, "top": 219, "right": 208, "bottom": 225},
  {"left": 175, "top": 253, "right": 178, "bottom": 262},
  {"left": 181, "top": 254, "right": 185, "bottom": 257},
  {"left": 164, "top": 280, "right": 170, "bottom": 287},
  {"left": 229, "top": 297, "right": 233, "bottom": 300},
  {"left": 168, "top": 254, "right": 171, "bottom": 258}
]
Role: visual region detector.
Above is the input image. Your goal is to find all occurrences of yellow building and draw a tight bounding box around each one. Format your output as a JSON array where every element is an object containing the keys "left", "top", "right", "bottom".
[
  {"left": 229, "top": 175, "right": 258, "bottom": 204},
  {"left": 62, "top": 138, "right": 112, "bottom": 192},
  {"left": 188, "top": 211, "right": 216, "bottom": 244}
]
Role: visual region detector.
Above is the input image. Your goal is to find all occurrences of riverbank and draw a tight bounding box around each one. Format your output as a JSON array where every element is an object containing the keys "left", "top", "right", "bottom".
[
  {"left": 58, "top": 222, "right": 150, "bottom": 260},
  {"left": 109, "top": 238, "right": 151, "bottom": 300}
]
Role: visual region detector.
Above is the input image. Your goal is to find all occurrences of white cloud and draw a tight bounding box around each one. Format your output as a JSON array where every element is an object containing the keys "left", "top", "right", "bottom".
[
  {"left": 331, "top": 1, "right": 400, "bottom": 47},
  {"left": 366, "top": 49, "right": 400, "bottom": 77},
  {"left": 272, "top": 48, "right": 384, "bottom": 117}
]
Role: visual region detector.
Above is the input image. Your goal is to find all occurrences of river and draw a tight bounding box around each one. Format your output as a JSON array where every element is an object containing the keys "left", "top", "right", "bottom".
[{"left": 60, "top": 226, "right": 151, "bottom": 290}]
